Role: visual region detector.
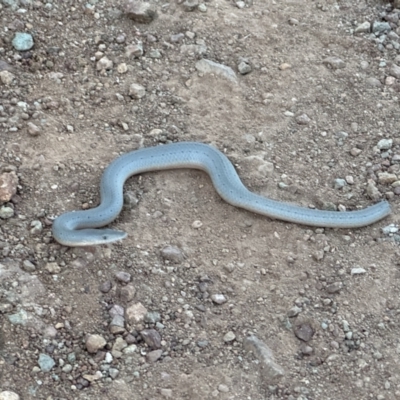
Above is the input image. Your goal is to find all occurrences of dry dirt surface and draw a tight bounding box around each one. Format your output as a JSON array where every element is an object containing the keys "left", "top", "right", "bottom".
[{"left": 1, "top": 0, "right": 400, "bottom": 399}]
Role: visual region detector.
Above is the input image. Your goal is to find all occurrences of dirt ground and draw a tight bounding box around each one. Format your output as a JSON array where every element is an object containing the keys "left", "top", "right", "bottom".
[{"left": 1, "top": 0, "right": 400, "bottom": 399}]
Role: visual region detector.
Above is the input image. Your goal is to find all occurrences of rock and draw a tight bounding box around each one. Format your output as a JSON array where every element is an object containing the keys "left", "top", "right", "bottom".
[
  {"left": 170, "top": 33, "right": 185, "bottom": 43},
  {"left": 366, "top": 180, "right": 381, "bottom": 200},
  {"left": 377, "top": 138, "right": 393, "bottom": 150},
  {"left": 38, "top": 353, "right": 55, "bottom": 372},
  {"left": 198, "top": 3, "right": 207, "bottom": 12},
  {"left": 109, "top": 315, "right": 126, "bottom": 334},
  {"left": 82, "top": 371, "right": 102, "bottom": 382},
  {"left": 0, "top": 391, "right": 20, "bottom": 400},
  {"left": 287, "top": 306, "right": 301, "bottom": 317},
  {"left": 141, "top": 328, "right": 161, "bottom": 349},
  {"left": 334, "top": 178, "right": 347, "bottom": 190},
  {"left": 279, "top": 63, "right": 292, "bottom": 70},
  {"left": 109, "top": 368, "right": 119, "bottom": 379},
  {"left": 182, "top": 0, "right": 198, "bottom": 11},
  {"left": 180, "top": 44, "right": 207, "bottom": 56},
  {"left": 326, "top": 282, "right": 343, "bottom": 294},
  {"left": 99, "top": 280, "right": 112, "bottom": 293},
  {"left": 125, "top": 302, "right": 148, "bottom": 324},
  {"left": 366, "top": 77, "right": 382, "bottom": 87},
  {"left": 223, "top": 331, "right": 236, "bottom": 342},
  {"left": 323, "top": 56, "right": 346, "bottom": 69},
  {"left": 27, "top": 122, "right": 41, "bottom": 136},
  {"left": 113, "top": 337, "right": 128, "bottom": 352},
  {"left": 293, "top": 321, "right": 315, "bottom": 342},
  {"left": 115, "top": 271, "right": 131, "bottom": 283},
  {"left": 125, "top": 43, "right": 143, "bottom": 58},
  {"left": 296, "top": 114, "right": 311, "bottom": 125},
  {"left": 144, "top": 311, "right": 161, "bottom": 324},
  {"left": 117, "top": 63, "right": 128, "bottom": 74},
  {"left": 378, "top": 172, "right": 397, "bottom": 185},
  {"left": 355, "top": 21, "right": 371, "bottom": 34},
  {"left": 350, "top": 147, "right": 362, "bottom": 157},
  {"left": 218, "top": 384, "right": 229, "bottom": 393},
  {"left": 146, "top": 349, "right": 163, "bottom": 363},
  {"left": 22, "top": 260, "right": 36, "bottom": 272},
  {"left": 125, "top": 0, "right": 157, "bottom": 23},
  {"left": 129, "top": 83, "right": 146, "bottom": 99},
  {"left": 0, "top": 171, "right": 18, "bottom": 202},
  {"left": 117, "top": 284, "right": 136, "bottom": 302},
  {"left": 160, "top": 245, "right": 184, "bottom": 263},
  {"left": 96, "top": 56, "right": 113, "bottom": 71},
  {"left": 148, "top": 49, "right": 161, "bottom": 59},
  {"left": 30, "top": 220, "right": 43, "bottom": 235},
  {"left": 195, "top": 59, "right": 237, "bottom": 82},
  {"left": 45, "top": 262, "right": 61, "bottom": 274},
  {"left": 243, "top": 335, "right": 285, "bottom": 384},
  {"left": 0, "top": 70, "right": 15, "bottom": 85},
  {"left": 124, "top": 191, "right": 139, "bottom": 208},
  {"left": 123, "top": 344, "right": 138, "bottom": 354},
  {"left": 381, "top": 224, "right": 399, "bottom": 234},
  {"left": 351, "top": 267, "right": 366, "bottom": 275},
  {"left": 372, "top": 21, "right": 391, "bottom": 35},
  {"left": 0, "top": 60, "right": 13, "bottom": 72},
  {"left": 211, "top": 294, "right": 227, "bottom": 304},
  {"left": 12, "top": 32, "right": 34, "bottom": 51},
  {"left": 389, "top": 64, "right": 400, "bottom": 79},
  {"left": 0, "top": 206, "right": 14, "bottom": 219},
  {"left": 238, "top": 61, "right": 252, "bottom": 75},
  {"left": 86, "top": 334, "right": 107, "bottom": 353}
]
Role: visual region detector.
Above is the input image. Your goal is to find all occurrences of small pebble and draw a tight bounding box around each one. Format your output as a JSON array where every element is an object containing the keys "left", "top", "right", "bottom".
[
  {"left": 115, "top": 271, "right": 131, "bottom": 283},
  {"left": 293, "top": 321, "right": 315, "bottom": 342},
  {"left": 351, "top": 267, "right": 367, "bottom": 275},
  {"left": 161, "top": 245, "right": 184, "bottom": 263},
  {"left": 0, "top": 206, "right": 14, "bottom": 219},
  {"left": 296, "top": 114, "right": 311, "bottom": 125},
  {"left": 223, "top": 331, "right": 236, "bottom": 342},
  {"left": 334, "top": 179, "right": 347, "bottom": 189},
  {"left": 238, "top": 61, "right": 252, "bottom": 75},
  {"left": 147, "top": 349, "right": 163, "bottom": 363},
  {"left": 86, "top": 334, "right": 107, "bottom": 353},
  {"left": 12, "top": 32, "right": 34, "bottom": 51},
  {"left": 211, "top": 294, "right": 227, "bottom": 304},
  {"left": 326, "top": 282, "right": 343, "bottom": 294},
  {"left": 141, "top": 329, "right": 162, "bottom": 349},
  {"left": 377, "top": 139, "right": 393, "bottom": 150},
  {"left": 218, "top": 384, "right": 229, "bottom": 393},
  {"left": 99, "top": 281, "right": 112, "bottom": 293},
  {"left": 38, "top": 353, "right": 56, "bottom": 372}
]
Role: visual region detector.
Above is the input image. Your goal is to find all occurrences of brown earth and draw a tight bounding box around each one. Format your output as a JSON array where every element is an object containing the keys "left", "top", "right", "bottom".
[{"left": 1, "top": 0, "right": 400, "bottom": 399}]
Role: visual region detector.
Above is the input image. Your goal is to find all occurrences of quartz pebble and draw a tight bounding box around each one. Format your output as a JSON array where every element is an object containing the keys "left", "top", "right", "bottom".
[
  {"left": 351, "top": 267, "right": 366, "bottom": 275},
  {"left": 0, "top": 392, "right": 20, "bottom": 400},
  {"left": 211, "top": 294, "right": 227, "bottom": 304}
]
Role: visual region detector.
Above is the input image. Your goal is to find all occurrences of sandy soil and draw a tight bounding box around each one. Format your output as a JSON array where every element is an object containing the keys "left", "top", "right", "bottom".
[{"left": 1, "top": 0, "right": 400, "bottom": 399}]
